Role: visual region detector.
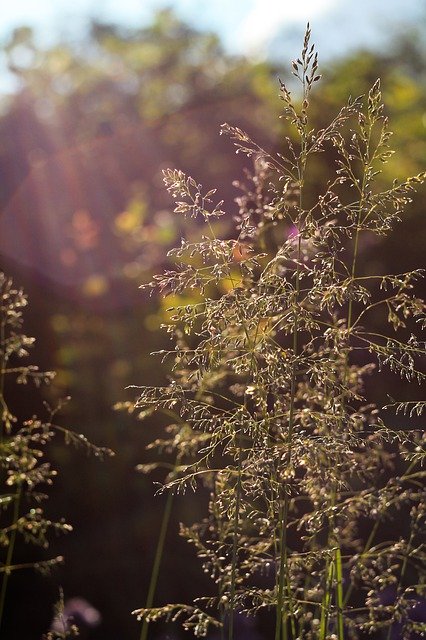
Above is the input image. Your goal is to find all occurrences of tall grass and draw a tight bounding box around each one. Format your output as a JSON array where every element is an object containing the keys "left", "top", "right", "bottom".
[
  {"left": 133, "top": 26, "right": 425, "bottom": 639},
  {"left": 0, "top": 273, "right": 113, "bottom": 637}
]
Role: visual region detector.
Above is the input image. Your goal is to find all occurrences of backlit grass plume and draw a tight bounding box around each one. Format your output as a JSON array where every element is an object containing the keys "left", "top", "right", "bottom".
[{"left": 133, "top": 25, "right": 425, "bottom": 640}]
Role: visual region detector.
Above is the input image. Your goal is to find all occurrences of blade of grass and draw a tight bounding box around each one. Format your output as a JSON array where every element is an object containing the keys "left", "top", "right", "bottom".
[
  {"left": 0, "top": 487, "right": 21, "bottom": 633},
  {"left": 228, "top": 442, "right": 242, "bottom": 640},
  {"left": 319, "top": 558, "right": 334, "bottom": 640},
  {"left": 140, "top": 489, "right": 174, "bottom": 640},
  {"left": 335, "top": 547, "right": 344, "bottom": 640}
]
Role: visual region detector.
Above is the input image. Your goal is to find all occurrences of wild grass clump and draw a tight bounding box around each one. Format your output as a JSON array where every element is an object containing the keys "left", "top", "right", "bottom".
[
  {"left": 0, "top": 272, "right": 113, "bottom": 636},
  {"left": 133, "top": 26, "right": 425, "bottom": 640}
]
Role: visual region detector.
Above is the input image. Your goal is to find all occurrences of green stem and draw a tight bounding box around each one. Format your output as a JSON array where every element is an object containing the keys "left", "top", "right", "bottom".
[
  {"left": 319, "top": 559, "right": 334, "bottom": 640},
  {"left": 343, "top": 459, "right": 419, "bottom": 610},
  {"left": 274, "top": 73, "right": 307, "bottom": 631},
  {"left": 228, "top": 444, "right": 242, "bottom": 640},
  {"left": 0, "top": 487, "right": 21, "bottom": 632},
  {"left": 385, "top": 526, "right": 416, "bottom": 640},
  {"left": 140, "top": 489, "right": 174, "bottom": 640},
  {"left": 286, "top": 562, "right": 297, "bottom": 640},
  {"left": 347, "top": 226, "right": 360, "bottom": 331},
  {"left": 331, "top": 132, "right": 368, "bottom": 640},
  {"left": 275, "top": 498, "right": 289, "bottom": 640},
  {"left": 275, "top": 226, "right": 302, "bottom": 640},
  {"left": 343, "top": 518, "right": 379, "bottom": 607},
  {"left": 335, "top": 547, "right": 344, "bottom": 640},
  {"left": 207, "top": 214, "right": 258, "bottom": 640},
  {"left": 0, "top": 315, "right": 6, "bottom": 443}
]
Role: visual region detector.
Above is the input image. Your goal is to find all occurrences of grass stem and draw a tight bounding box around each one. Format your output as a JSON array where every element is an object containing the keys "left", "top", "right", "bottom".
[
  {"left": 0, "top": 487, "right": 21, "bottom": 633},
  {"left": 140, "top": 489, "right": 174, "bottom": 640},
  {"left": 228, "top": 443, "right": 242, "bottom": 640}
]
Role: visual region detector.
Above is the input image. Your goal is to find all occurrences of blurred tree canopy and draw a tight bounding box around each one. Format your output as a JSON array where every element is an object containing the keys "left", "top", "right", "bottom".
[
  {"left": 0, "top": 10, "right": 424, "bottom": 639},
  {"left": 0, "top": 10, "right": 281, "bottom": 294}
]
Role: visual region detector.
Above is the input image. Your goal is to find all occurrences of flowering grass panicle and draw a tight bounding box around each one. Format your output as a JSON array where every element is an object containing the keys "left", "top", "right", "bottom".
[
  {"left": 133, "top": 26, "right": 425, "bottom": 640},
  {"left": 0, "top": 272, "right": 113, "bottom": 636}
]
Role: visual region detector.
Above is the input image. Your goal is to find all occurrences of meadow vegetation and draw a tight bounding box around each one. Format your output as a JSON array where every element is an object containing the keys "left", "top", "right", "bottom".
[
  {"left": 132, "top": 26, "right": 426, "bottom": 640},
  {"left": 0, "top": 274, "right": 113, "bottom": 638},
  {"left": 0, "top": 17, "right": 425, "bottom": 640}
]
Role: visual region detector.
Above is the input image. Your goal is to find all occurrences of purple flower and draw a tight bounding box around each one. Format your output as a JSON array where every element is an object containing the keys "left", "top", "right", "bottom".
[{"left": 50, "top": 597, "right": 101, "bottom": 633}]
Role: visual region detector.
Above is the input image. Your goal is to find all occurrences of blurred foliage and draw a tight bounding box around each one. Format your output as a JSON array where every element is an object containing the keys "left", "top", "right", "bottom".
[{"left": 0, "top": 9, "right": 424, "bottom": 639}]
